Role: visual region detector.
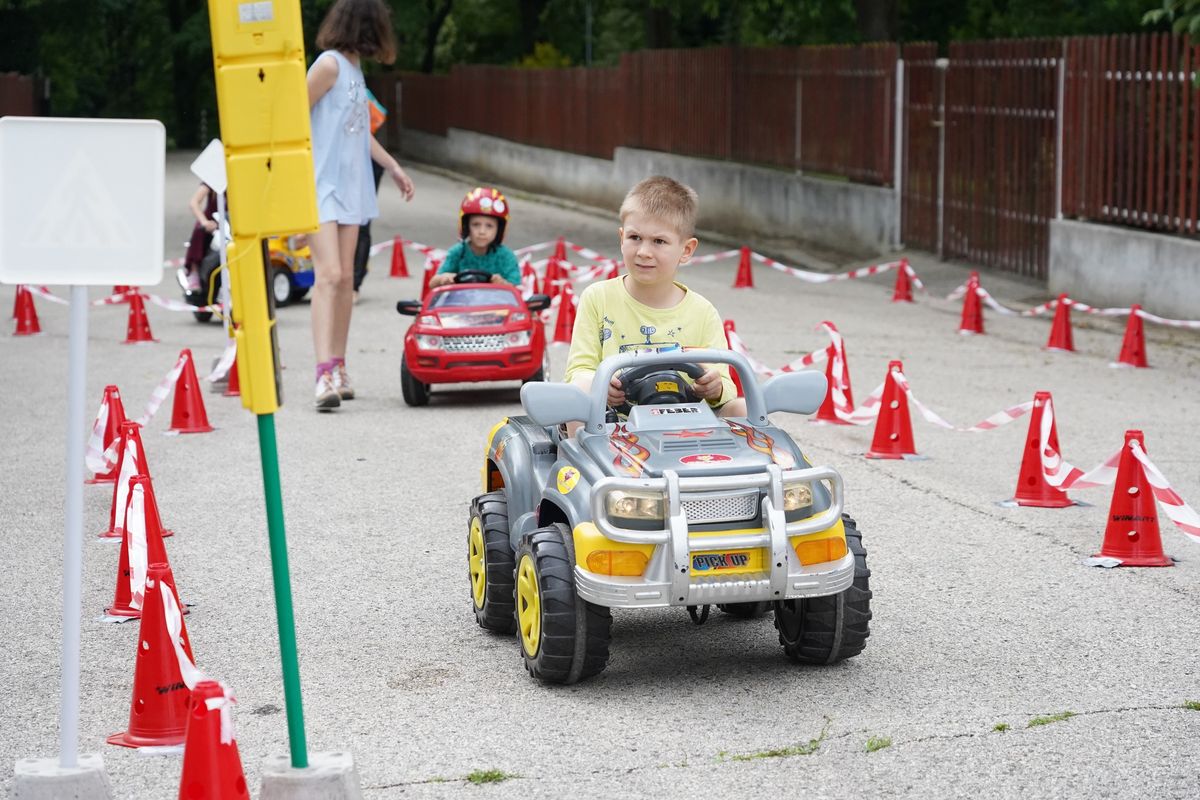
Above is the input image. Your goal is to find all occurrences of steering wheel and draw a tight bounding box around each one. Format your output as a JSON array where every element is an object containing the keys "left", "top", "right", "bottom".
[
  {"left": 455, "top": 269, "right": 492, "bottom": 284},
  {"left": 618, "top": 362, "right": 707, "bottom": 406}
]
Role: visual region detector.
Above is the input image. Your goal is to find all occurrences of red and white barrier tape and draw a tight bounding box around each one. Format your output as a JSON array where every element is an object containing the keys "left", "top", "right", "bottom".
[
  {"left": 1135, "top": 308, "right": 1200, "bottom": 330},
  {"left": 145, "top": 293, "right": 221, "bottom": 313},
  {"left": 1130, "top": 442, "right": 1200, "bottom": 541},
  {"left": 85, "top": 396, "right": 112, "bottom": 474},
  {"left": 162, "top": 581, "right": 204, "bottom": 690},
  {"left": 206, "top": 340, "right": 237, "bottom": 383},
  {"left": 951, "top": 281, "right": 1200, "bottom": 329},
  {"left": 1038, "top": 398, "right": 1121, "bottom": 490},
  {"left": 110, "top": 436, "right": 140, "bottom": 520},
  {"left": 751, "top": 253, "right": 913, "bottom": 286},
  {"left": 125, "top": 484, "right": 149, "bottom": 611},
  {"left": 725, "top": 329, "right": 829, "bottom": 377},
  {"left": 514, "top": 241, "right": 556, "bottom": 258},
  {"left": 135, "top": 352, "right": 188, "bottom": 427},
  {"left": 690, "top": 249, "right": 741, "bottom": 264},
  {"left": 369, "top": 237, "right": 448, "bottom": 261},
  {"left": 23, "top": 285, "right": 69, "bottom": 305}
]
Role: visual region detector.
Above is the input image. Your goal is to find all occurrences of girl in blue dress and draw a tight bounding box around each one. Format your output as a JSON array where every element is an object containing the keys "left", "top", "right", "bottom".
[{"left": 307, "top": 0, "right": 415, "bottom": 411}]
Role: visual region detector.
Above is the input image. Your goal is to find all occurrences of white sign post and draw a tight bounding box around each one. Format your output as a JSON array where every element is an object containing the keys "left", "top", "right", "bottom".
[{"left": 0, "top": 117, "right": 164, "bottom": 796}]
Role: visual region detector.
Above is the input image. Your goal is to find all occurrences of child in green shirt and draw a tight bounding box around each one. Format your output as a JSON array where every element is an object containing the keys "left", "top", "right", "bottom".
[
  {"left": 429, "top": 186, "right": 522, "bottom": 287},
  {"left": 564, "top": 175, "right": 747, "bottom": 418}
]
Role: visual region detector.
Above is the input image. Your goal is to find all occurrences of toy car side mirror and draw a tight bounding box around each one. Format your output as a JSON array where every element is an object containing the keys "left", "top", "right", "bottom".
[
  {"left": 761, "top": 371, "right": 828, "bottom": 416},
  {"left": 396, "top": 300, "right": 422, "bottom": 316},
  {"left": 525, "top": 293, "right": 551, "bottom": 312},
  {"left": 520, "top": 382, "right": 590, "bottom": 427}
]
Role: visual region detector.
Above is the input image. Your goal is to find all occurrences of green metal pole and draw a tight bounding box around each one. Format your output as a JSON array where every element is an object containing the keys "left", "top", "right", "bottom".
[{"left": 256, "top": 412, "right": 309, "bottom": 768}]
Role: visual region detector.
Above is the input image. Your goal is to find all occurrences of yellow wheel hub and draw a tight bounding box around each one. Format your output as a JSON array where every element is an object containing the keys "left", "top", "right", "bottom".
[
  {"left": 516, "top": 554, "right": 541, "bottom": 657},
  {"left": 469, "top": 517, "right": 486, "bottom": 609}
]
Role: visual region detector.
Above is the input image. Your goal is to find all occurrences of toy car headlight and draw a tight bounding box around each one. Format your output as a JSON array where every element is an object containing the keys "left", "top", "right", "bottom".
[
  {"left": 504, "top": 330, "right": 531, "bottom": 348},
  {"left": 418, "top": 314, "right": 439, "bottom": 327},
  {"left": 415, "top": 334, "right": 443, "bottom": 350},
  {"left": 783, "top": 482, "right": 813, "bottom": 512},
  {"left": 606, "top": 489, "right": 665, "bottom": 525},
  {"left": 511, "top": 312, "right": 529, "bottom": 323}
]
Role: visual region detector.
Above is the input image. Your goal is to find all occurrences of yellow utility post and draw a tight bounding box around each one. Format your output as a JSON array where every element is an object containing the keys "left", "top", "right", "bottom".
[{"left": 207, "top": 0, "right": 316, "bottom": 767}]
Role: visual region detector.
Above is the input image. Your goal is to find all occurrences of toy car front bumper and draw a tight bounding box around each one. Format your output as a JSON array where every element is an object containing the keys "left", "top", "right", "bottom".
[
  {"left": 407, "top": 346, "right": 542, "bottom": 385},
  {"left": 574, "top": 550, "right": 854, "bottom": 608}
]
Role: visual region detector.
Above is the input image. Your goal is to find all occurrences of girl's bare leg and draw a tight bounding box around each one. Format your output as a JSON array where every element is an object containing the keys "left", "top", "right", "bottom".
[
  {"left": 309, "top": 221, "right": 358, "bottom": 364},
  {"left": 330, "top": 224, "right": 360, "bottom": 358}
]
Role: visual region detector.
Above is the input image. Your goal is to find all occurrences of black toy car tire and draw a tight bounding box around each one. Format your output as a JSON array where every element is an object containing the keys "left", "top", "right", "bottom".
[
  {"left": 400, "top": 357, "right": 429, "bottom": 406},
  {"left": 468, "top": 492, "right": 516, "bottom": 634},
  {"left": 516, "top": 524, "right": 612, "bottom": 684},
  {"left": 773, "top": 514, "right": 872, "bottom": 664},
  {"left": 193, "top": 311, "right": 213, "bottom": 323},
  {"left": 718, "top": 602, "right": 770, "bottom": 619}
]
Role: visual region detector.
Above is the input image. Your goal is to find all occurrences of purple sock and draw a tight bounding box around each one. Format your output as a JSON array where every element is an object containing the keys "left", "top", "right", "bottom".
[
  {"left": 316, "top": 360, "right": 333, "bottom": 380},
  {"left": 331, "top": 357, "right": 345, "bottom": 369}
]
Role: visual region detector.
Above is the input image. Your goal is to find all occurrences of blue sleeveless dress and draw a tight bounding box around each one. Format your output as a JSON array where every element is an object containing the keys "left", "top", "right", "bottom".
[{"left": 309, "top": 50, "right": 378, "bottom": 225}]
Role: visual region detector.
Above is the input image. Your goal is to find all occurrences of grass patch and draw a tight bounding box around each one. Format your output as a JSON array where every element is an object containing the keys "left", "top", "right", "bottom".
[
  {"left": 865, "top": 736, "right": 892, "bottom": 753},
  {"left": 993, "top": 723, "right": 1010, "bottom": 732},
  {"left": 727, "top": 718, "right": 831, "bottom": 761},
  {"left": 466, "top": 769, "right": 518, "bottom": 785},
  {"left": 1028, "top": 711, "right": 1076, "bottom": 728},
  {"left": 1184, "top": 700, "right": 1200, "bottom": 711}
]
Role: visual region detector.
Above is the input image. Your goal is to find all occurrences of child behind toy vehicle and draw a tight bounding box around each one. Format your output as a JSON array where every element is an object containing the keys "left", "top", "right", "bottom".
[
  {"left": 428, "top": 187, "right": 522, "bottom": 288},
  {"left": 563, "top": 175, "right": 748, "bottom": 423}
]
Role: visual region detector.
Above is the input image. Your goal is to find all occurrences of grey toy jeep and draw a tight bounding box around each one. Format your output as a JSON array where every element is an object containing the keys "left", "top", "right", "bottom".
[{"left": 468, "top": 349, "right": 871, "bottom": 684}]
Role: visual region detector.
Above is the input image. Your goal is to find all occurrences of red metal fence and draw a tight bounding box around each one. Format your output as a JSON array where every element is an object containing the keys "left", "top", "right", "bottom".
[
  {"left": 1062, "top": 33, "right": 1200, "bottom": 236},
  {"left": 387, "top": 33, "right": 1200, "bottom": 283},
  {"left": 0, "top": 73, "right": 47, "bottom": 118},
  {"left": 386, "top": 45, "right": 897, "bottom": 184},
  {"left": 942, "top": 39, "right": 1061, "bottom": 279}
]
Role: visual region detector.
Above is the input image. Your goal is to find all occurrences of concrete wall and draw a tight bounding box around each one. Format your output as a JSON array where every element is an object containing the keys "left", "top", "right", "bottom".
[
  {"left": 1049, "top": 219, "right": 1200, "bottom": 320},
  {"left": 399, "top": 128, "right": 898, "bottom": 256}
]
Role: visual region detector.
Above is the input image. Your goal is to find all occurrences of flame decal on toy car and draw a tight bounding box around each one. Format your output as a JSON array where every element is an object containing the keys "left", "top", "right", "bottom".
[
  {"left": 725, "top": 420, "right": 796, "bottom": 468},
  {"left": 609, "top": 424, "right": 650, "bottom": 477}
]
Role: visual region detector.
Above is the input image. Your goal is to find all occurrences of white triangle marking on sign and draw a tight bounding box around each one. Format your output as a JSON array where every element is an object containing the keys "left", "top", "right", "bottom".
[{"left": 25, "top": 151, "right": 136, "bottom": 250}]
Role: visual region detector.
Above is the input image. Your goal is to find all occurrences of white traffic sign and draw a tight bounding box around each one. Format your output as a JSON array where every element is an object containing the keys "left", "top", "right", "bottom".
[
  {"left": 190, "top": 138, "right": 227, "bottom": 194},
  {"left": 0, "top": 117, "right": 164, "bottom": 286}
]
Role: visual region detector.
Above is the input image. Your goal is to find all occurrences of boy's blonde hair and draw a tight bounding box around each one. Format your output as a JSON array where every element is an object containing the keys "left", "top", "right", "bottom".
[{"left": 619, "top": 176, "right": 699, "bottom": 239}]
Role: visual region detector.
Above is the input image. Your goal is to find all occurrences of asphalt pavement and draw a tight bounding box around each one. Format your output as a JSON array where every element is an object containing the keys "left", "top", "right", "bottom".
[{"left": 2, "top": 151, "right": 1199, "bottom": 799}]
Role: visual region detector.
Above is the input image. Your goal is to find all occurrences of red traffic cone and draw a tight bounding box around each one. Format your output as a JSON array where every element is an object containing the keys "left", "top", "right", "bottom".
[
  {"left": 1094, "top": 431, "right": 1172, "bottom": 566},
  {"left": 10, "top": 285, "right": 21, "bottom": 319},
  {"left": 87, "top": 385, "right": 128, "bottom": 484},
  {"left": 722, "top": 320, "right": 746, "bottom": 398},
  {"left": 544, "top": 258, "right": 563, "bottom": 301},
  {"left": 865, "top": 360, "right": 916, "bottom": 459},
  {"left": 388, "top": 236, "right": 409, "bottom": 278},
  {"left": 108, "top": 563, "right": 196, "bottom": 748},
  {"left": 1045, "top": 293, "right": 1074, "bottom": 352},
  {"left": 223, "top": 353, "right": 241, "bottom": 397},
  {"left": 1116, "top": 305, "right": 1148, "bottom": 368},
  {"left": 106, "top": 476, "right": 173, "bottom": 618},
  {"left": 553, "top": 284, "right": 575, "bottom": 344},
  {"left": 732, "top": 247, "right": 754, "bottom": 289},
  {"left": 420, "top": 259, "right": 439, "bottom": 300},
  {"left": 178, "top": 681, "right": 249, "bottom": 800},
  {"left": 101, "top": 421, "right": 149, "bottom": 539},
  {"left": 891, "top": 259, "right": 913, "bottom": 303},
  {"left": 169, "top": 350, "right": 214, "bottom": 434},
  {"left": 1011, "top": 391, "right": 1074, "bottom": 508},
  {"left": 522, "top": 259, "right": 540, "bottom": 295},
  {"left": 13, "top": 285, "right": 41, "bottom": 336},
  {"left": 113, "top": 285, "right": 132, "bottom": 301},
  {"left": 552, "top": 236, "right": 567, "bottom": 263},
  {"left": 959, "top": 272, "right": 985, "bottom": 335},
  {"left": 123, "top": 292, "right": 157, "bottom": 344},
  {"left": 815, "top": 347, "right": 851, "bottom": 425}
]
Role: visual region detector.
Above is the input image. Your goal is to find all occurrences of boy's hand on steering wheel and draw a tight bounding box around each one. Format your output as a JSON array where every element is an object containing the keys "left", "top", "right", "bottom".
[
  {"left": 489, "top": 274, "right": 505, "bottom": 284},
  {"left": 429, "top": 273, "right": 453, "bottom": 288},
  {"left": 691, "top": 368, "right": 724, "bottom": 401},
  {"left": 607, "top": 375, "right": 626, "bottom": 407}
]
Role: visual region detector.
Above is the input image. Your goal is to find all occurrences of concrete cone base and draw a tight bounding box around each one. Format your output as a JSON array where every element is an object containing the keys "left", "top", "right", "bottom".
[
  {"left": 261, "top": 752, "right": 363, "bottom": 800},
  {"left": 12, "top": 754, "right": 112, "bottom": 799}
]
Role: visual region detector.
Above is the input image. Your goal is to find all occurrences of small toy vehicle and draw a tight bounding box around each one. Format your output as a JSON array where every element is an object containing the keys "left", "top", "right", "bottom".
[
  {"left": 395, "top": 270, "right": 551, "bottom": 406},
  {"left": 469, "top": 349, "right": 871, "bottom": 684},
  {"left": 177, "top": 233, "right": 312, "bottom": 323}
]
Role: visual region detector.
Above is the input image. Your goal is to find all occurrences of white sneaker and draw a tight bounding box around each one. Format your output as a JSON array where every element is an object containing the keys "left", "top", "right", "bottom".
[
  {"left": 332, "top": 364, "right": 355, "bottom": 400},
  {"left": 314, "top": 371, "right": 340, "bottom": 411}
]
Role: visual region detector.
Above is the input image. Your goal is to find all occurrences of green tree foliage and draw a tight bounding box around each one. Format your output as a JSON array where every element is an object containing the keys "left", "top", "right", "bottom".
[{"left": 1144, "top": 0, "right": 1200, "bottom": 37}]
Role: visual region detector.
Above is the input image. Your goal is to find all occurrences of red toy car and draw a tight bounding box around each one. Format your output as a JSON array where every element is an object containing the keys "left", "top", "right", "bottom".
[{"left": 396, "top": 274, "right": 552, "bottom": 406}]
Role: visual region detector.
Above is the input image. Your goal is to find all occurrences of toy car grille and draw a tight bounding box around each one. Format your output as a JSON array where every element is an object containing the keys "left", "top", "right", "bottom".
[
  {"left": 682, "top": 493, "right": 758, "bottom": 524},
  {"left": 441, "top": 334, "right": 507, "bottom": 353}
]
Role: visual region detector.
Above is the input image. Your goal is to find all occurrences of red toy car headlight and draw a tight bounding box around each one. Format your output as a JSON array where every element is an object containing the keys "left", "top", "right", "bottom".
[
  {"left": 504, "top": 331, "right": 531, "bottom": 348},
  {"left": 418, "top": 314, "right": 440, "bottom": 326},
  {"left": 415, "top": 334, "right": 443, "bottom": 350}
]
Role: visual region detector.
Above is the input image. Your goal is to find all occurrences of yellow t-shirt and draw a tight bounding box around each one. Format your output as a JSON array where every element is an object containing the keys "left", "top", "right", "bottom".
[{"left": 563, "top": 276, "right": 737, "bottom": 406}]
